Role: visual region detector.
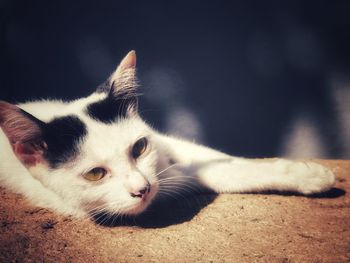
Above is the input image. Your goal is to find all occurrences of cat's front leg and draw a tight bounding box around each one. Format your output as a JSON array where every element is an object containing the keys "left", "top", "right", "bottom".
[
  {"left": 155, "top": 134, "right": 335, "bottom": 195},
  {"left": 194, "top": 158, "right": 335, "bottom": 195}
]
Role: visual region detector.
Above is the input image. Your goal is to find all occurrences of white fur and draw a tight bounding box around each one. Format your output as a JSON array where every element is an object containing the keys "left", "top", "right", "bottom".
[{"left": 0, "top": 53, "right": 336, "bottom": 218}]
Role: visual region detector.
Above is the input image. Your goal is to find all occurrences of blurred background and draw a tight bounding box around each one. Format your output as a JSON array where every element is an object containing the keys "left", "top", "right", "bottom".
[{"left": 1, "top": 1, "right": 350, "bottom": 159}]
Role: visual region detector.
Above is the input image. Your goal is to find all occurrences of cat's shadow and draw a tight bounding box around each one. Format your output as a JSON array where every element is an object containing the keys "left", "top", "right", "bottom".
[
  {"left": 258, "top": 187, "right": 346, "bottom": 198},
  {"left": 93, "top": 192, "right": 218, "bottom": 228},
  {"left": 92, "top": 187, "right": 345, "bottom": 228}
]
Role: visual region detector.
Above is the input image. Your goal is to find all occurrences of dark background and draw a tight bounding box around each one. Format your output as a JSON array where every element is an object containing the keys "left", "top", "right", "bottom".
[{"left": 1, "top": 1, "right": 350, "bottom": 158}]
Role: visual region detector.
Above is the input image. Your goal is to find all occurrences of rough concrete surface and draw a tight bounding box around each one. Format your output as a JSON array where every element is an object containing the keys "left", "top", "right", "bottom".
[{"left": 0, "top": 160, "right": 349, "bottom": 263}]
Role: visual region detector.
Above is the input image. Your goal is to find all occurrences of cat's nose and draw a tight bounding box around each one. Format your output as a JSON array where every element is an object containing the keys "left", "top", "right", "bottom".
[{"left": 130, "top": 184, "right": 150, "bottom": 199}]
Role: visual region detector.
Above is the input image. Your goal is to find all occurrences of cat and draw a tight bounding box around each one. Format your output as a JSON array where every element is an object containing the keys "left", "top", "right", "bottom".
[{"left": 0, "top": 51, "right": 335, "bottom": 218}]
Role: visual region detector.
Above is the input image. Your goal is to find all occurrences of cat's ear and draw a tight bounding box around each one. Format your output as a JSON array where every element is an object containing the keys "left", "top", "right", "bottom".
[
  {"left": 0, "top": 102, "right": 47, "bottom": 167},
  {"left": 97, "top": 50, "right": 138, "bottom": 95}
]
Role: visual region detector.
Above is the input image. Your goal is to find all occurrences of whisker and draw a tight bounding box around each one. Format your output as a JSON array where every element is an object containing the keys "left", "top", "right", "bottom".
[{"left": 154, "top": 163, "right": 178, "bottom": 178}]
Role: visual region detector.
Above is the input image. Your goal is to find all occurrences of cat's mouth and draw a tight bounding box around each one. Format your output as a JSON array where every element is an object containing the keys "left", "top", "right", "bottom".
[{"left": 124, "top": 183, "right": 159, "bottom": 215}]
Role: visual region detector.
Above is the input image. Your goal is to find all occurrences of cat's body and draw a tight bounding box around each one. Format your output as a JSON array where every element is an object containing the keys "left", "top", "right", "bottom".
[{"left": 0, "top": 51, "right": 335, "bottom": 218}]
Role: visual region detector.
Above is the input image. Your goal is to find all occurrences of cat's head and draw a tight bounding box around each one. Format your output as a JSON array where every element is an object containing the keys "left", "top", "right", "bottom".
[{"left": 0, "top": 51, "right": 160, "bottom": 217}]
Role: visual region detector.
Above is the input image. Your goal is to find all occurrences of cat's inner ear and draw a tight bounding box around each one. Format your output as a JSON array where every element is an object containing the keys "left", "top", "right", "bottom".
[
  {"left": 0, "top": 102, "right": 46, "bottom": 166},
  {"left": 97, "top": 50, "right": 138, "bottom": 95},
  {"left": 113, "top": 50, "right": 137, "bottom": 77}
]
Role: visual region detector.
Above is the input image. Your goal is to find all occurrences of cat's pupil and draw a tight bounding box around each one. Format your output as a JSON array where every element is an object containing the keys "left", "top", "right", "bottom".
[{"left": 132, "top": 137, "right": 148, "bottom": 159}]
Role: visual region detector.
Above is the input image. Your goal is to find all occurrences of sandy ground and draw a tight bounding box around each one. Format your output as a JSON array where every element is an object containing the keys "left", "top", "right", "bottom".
[{"left": 0, "top": 160, "right": 349, "bottom": 263}]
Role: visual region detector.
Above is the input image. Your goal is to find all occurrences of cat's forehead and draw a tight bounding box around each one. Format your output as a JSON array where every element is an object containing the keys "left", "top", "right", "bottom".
[
  {"left": 82, "top": 116, "right": 150, "bottom": 160},
  {"left": 85, "top": 115, "right": 148, "bottom": 142}
]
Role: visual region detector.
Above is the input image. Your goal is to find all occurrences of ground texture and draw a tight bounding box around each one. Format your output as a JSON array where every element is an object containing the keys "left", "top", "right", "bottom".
[{"left": 0, "top": 160, "right": 349, "bottom": 263}]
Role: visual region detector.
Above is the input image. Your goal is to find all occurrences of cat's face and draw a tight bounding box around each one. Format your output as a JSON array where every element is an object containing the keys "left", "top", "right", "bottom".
[
  {"left": 0, "top": 51, "right": 160, "bottom": 216},
  {"left": 39, "top": 113, "right": 160, "bottom": 216}
]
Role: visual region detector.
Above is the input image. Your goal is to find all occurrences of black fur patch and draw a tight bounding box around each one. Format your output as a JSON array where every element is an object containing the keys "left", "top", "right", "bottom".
[
  {"left": 86, "top": 93, "right": 137, "bottom": 123},
  {"left": 42, "top": 115, "right": 87, "bottom": 168},
  {"left": 96, "top": 81, "right": 111, "bottom": 93}
]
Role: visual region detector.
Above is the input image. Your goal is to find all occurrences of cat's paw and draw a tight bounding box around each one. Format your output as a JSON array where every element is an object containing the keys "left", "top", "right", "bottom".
[{"left": 281, "top": 161, "right": 335, "bottom": 195}]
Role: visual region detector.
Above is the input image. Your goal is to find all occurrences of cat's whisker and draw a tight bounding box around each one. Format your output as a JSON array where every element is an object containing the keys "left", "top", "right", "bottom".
[
  {"left": 158, "top": 179, "right": 199, "bottom": 187},
  {"left": 86, "top": 200, "right": 133, "bottom": 222},
  {"left": 159, "top": 182, "right": 198, "bottom": 192},
  {"left": 156, "top": 173, "right": 197, "bottom": 182},
  {"left": 158, "top": 185, "right": 207, "bottom": 211},
  {"left": 89, "top": 208, "right": 109, "bottom": 220},
  {"left": 154, "top": 163, "right": 178, "bottom": 178},
  {"left": 158, "top": 187, "right": 190, "bottom": 199},
  {"left": 99, "top": 214, "right": 112, "bottom": 226},
  {"left": 165, "top": 184, "right": 201, "bottom": 194},
  {"left": 157, "top": 189, "right": 184, "bottom": 202},
  {"left": 159, "top": 186, "right": 196, "bottom": 198},
  {"left": 157, "top": 188, "right": 196, "bottom": 208},
  {"left": 159, "top": 182, "right": 205, "bottom": 206},
  {"left": 93, "top": 211, "right": 109, "bottom": 224},
  {"left": 90, "top": 208, "right": 110, "bottom": 219},
  {"left": 157, "top": 177, "right": 203, "bottom": 200},
  {"left": 158, "top": 177, "right": 201, "bottom": 191},
  {"left": 157, "top": 177, "right": 189, "bottom": 183},
  {"left": 94, "top": 207, "right": 123, "bottom": 226}
]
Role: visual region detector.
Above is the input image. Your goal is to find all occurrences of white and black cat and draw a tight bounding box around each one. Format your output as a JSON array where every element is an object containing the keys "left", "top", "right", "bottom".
[{"left": 0, "top": 51, "right": 335, "bottom": 218}]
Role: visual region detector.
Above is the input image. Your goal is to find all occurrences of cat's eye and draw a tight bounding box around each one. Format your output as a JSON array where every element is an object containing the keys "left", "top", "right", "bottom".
[
  {"left": 83, "top": 167, "right": 107, "bottom": 181},
  {"left": 132, "top": 137, "right": 148, "bottom": 159}
]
